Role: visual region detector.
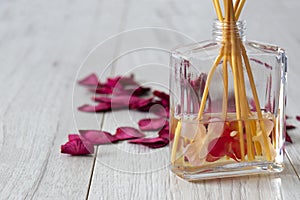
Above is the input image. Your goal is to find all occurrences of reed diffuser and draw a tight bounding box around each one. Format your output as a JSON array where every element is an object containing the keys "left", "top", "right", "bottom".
[{"left": 169, "top": 0, "right": 287, "bottom": 180}]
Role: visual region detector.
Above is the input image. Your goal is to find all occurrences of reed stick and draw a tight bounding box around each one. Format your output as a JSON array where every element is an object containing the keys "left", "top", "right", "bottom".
[
  {"left": 171, "top": 121, "right": 182, "bottom": 164},
  {"left": 197, "top": 48, "right": 225, "bottom": 119},
  {"left": 235, "top": 0, "right": 246, "bottom": 20},
  {"left": 213, "top": 0, "right": 224, "bottom": 21}
]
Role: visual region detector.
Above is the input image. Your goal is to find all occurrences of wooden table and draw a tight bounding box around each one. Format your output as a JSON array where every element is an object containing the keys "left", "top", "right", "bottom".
[{"left": 1, "top": 0, "right": 299, "bottom": 199}]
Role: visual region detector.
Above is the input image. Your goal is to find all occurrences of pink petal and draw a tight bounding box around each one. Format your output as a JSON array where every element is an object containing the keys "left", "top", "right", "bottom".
[
  {"left": 78, "top": 73, "right": 99, "bottom": 86},
  {"left": 105, "top": 74, "right": 138, "bottom": 88},
  {"left": 106, "top": 76, "right": 122, "bottom": 87},
  {"left": 130, "top": 98, "right": 153, "bottom": 110},
  {"left": 138, "top": 118, "right": 168, "bottom": 131},
  {"left": 78, "top": 103, "right": 111, "bottom": 112},
  {"left": 93, "top": 95, "right": 141, "bottom": 106},
  {"left": 114, "top": 127, "right": 145, "bottom": 140},
  {"left": 296, "top": 116, "right": 300, "bottom": 121},
  {"left": 93, "top": 96, "right": 112, "bottom": 102},
  {"left": 61, "top": 137, "right": 94, "bottom": 155},
  {"left": 79, "top": 130, "right": 117, "bottom": 144},
  {"left": 129, "top": 137, "right": 169, "bottom": 148}
]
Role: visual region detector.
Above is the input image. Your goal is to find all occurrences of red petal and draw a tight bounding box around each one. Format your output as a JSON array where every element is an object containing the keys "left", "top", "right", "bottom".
[
  {"left": 94, "top": 86, "right": 113, "bottom": 94},
  {"left": 296, "top": 116, "right": 300, "bottom": 121},
  {"left": 206, "top": 153, "right": 220, "bottom": 162},
  {"left": 93, "top": 96, "right": 111, "bottom": 102},
  {"left": 130, "top": 86, "right": 151, "bottom": 96},
  {"left": 130, "top": 98, "right": 153, "bottom": 110},
  {"left": 106, "top": 76, "right": 122, "bottom": 87},
  {"left": 93, "top": 95, "right": 141, "bottom": 106},
  {"left": 78, "top": 103, "right": 111, "bottom": 112},
  {"left": 114, "top": 127, "right": 145, "bottom": 140},
  {"left": 138, "top": 118, "right": 168, "bottom": 131},
  {"left": 158, "top": 125, "right": 169, "bottom": 140},
  {"left": 286, "top": 125, "right": 296, "bottom": 130},
  {"left": 226, "top": 152, "right": 239, "bottom": 162},
  {"left": 153, "top": 90, "right": 169, "bottom": 99},
  {"left": 231, "top": 139, "right": 246, "bottom": 159},
  {"left": 105, "top": 75, "right": 138, "bottom": 91},
  {"left": 68, "top": 134, "right": 80, "bottom": 141},
  {"left": 61, "top": 137, "right": 94, "bottom": 155},
  {"left": 208, "top": 136, "right": 233, "bottom": 158},
  {"left": 79, "top": 130, "right": 117, "bottom": 144},
  {"left": 78, "top": 73, "right": 99, "bottom": 86},
  {"left": 286, "top": 131, "right": 293, "bottom": 143},
  {"left": 129, "top": 137, "right": 169, "bottom": 148}
]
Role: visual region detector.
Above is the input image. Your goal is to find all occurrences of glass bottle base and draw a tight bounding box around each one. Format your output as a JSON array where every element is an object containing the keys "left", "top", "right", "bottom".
[{"left": 171, "top": 162, "right": 284, "bottom": 181}]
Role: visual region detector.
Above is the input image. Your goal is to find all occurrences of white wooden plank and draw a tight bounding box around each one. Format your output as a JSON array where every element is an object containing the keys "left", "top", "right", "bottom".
[
  {"left": 0, "top": 0, "right": 127, "bottom": 199},
  {"left": 0, "top": 0, "right": 299, "bottom": 199}
]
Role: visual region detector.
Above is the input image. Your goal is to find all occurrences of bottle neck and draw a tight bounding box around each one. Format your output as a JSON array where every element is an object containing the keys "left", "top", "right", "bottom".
[{"left": 212, "top": 20, "right": 246, "bottom": 42}]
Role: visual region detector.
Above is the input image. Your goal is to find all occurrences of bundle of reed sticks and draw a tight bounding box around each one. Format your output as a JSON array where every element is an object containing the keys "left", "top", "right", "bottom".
[{"left": 171, "top": 0, "right": 273, "bottom": 164}]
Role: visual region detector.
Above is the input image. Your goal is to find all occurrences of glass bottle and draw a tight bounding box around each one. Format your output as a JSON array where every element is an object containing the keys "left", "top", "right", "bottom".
[{"left": 169, "top": 20, "right": 287, "bottom": 181}]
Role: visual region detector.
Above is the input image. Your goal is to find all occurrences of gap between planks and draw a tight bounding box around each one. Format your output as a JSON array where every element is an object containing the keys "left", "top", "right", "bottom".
[
  {"left": 85, "top": 1, "right": 132, "bottom": 199},
  {"left": 285, "top": 149, "right": 300, "bottom": 181}
]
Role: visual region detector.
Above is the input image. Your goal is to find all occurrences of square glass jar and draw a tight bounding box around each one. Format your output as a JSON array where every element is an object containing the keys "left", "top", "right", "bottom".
[{"left": 169, "top": 20, "right": 287, "bottom": 181}]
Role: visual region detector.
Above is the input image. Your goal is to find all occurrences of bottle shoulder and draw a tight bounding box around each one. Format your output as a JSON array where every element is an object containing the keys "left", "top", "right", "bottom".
[
  {"left": 244, "top": 40, "right": 286, "bottom": 55},
  {"left": 171, "top": 39, "right": 286, "bottom": 59}
]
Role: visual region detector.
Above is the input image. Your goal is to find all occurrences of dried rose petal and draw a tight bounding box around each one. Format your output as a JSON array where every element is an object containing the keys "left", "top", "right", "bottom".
[
  {"left": 138, "top": 118, "right": 168, "bottom": 131},
  {"left": 129, "top": 86, "right": 151, "bottom": 96},
  {"left": 158, "top": 125, "right": 169, "bottom": 140},
  {"left": 79, "top": 130, "right": 117, "bottom": 144},
  {"left": 208, "top": 136, "right": 233, "bottom": 158},
  {"left": 153, "top": 90, "right": 169, "bottom": 102},
  {"left": 78, "top": 103, "right": 111, "bottom": 112},
  {"left": 286, "top": 125, "right": 296, "bottom": 130},
  {"left": 68, "top": 134, "right": 80, "bottom": 141},
  {"left": 286, "top": 131, "right": 293, "bottom": 143},
  {"left": 78, "top": 73, "right": 99, "bottom": 86},
  {"left": 114, "top": 127, "right": 145, "bottom": 140},
  {"left": 136, "top": 103, "right": 155, "bottom": 112},
  {"left": 131, "top": 98, "right": 153, "bottom": 110},
  {"left": 93, "top": 95, "right": 141, "bottom": 106},
  {"left": 94, "top": 86, "right": 113, "bottom": 94},
  {"left": 106, "top": 74, "right": 138, "bottom": 88},
  {"left": 61, "top": 135, "right": 94, "bottom": 155},
  {"left": 106, "top": 76, "right": 122, "bottom": 88},
  {"left": 296, "top": 116, "right": 300, "bottom": 121},
  {"left": 205, "top": 153, "right": 220, "bottom": 162},
  {"left": 129, "top": 137, "right": 169, "bottom": 148}
]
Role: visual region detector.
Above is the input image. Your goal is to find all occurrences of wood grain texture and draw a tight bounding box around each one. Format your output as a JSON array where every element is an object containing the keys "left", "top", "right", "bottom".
[
  {"left": 0, "top": 0, "right": 299, "bottom": 199},
  {"left": 0, "top": 0, "right": 126, "bottom": 199},
  {"left": 88, "top": 0, "right": 300, "bottom": 200}
]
